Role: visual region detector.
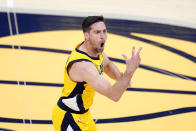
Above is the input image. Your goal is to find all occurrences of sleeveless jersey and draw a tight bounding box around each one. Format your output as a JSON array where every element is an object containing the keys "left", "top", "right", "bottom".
[{"left": 58, "top": 43, "right": 104, "bottom": 114}]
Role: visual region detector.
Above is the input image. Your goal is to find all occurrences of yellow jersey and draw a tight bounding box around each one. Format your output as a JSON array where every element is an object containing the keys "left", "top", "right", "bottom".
[{"left": 57, "top": 42, "right": 104, "bottom": 114}]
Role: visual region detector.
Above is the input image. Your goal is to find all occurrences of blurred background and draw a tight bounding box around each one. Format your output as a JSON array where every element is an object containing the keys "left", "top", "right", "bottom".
[{"left": 0, "top": 0, "right": 196, "bottom": 130}]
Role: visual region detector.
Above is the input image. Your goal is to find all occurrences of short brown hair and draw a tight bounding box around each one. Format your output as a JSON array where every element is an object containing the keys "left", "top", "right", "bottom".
[{"left": 82, "top": 16, "right": 105, "bottom": 32}]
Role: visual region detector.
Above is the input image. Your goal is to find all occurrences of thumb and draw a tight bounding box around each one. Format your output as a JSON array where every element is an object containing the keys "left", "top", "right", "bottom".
[{"left": 122, "top": 54, "right": 128, "bottom": 60}]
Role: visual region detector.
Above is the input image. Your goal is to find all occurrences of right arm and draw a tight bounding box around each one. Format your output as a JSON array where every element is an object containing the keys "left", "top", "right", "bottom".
[{"left": 69, "top": 47, "right": 142, "bottom": 102}]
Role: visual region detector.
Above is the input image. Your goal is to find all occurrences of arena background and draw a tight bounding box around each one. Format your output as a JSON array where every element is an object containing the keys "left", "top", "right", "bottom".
[{"left": 0, "top": 0, "right": 196, "bottom": 130}]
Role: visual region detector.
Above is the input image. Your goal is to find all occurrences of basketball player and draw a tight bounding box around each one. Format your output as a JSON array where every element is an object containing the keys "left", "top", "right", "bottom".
[{"left": 52, "top": 16, "right": 142, "bottom": 131}]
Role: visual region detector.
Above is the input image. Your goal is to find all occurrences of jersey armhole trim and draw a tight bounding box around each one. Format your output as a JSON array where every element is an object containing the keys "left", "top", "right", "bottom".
[{"left": 66, "top": 59, "right": 92, "bottom": 75}]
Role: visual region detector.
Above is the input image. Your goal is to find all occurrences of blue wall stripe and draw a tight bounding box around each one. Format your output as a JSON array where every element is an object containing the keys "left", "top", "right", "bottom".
[
  {"left": 0, "top": 107, "right": 195, "bottom": 124},
  {"left": 0, "top": 44, "right": 71, "bottom": 54},
  {"left": 129, "top": 34, "right": 196, "bottom": 63},
  {"left": 106, "top": 18, "right": 196, "bottom": 43},
  {"left": 0, "top": 117, "right": 52, "bottom": 124},
  {"left": 0, "top": 128, "right": 15, "bottom": 131},
  {"left": 0, "top": 80, "right": 196, "bottom": 95},
  {"left": 0, "top": 13, "right": 10, "bottom": 37},
  {"left": 21, "top": 46, "right": 71, "bottom": 54},
  {"left": 0, "top": 80, "right": 63, "bottom": 87},
  {"left": 0, "top": 44, "right": 12, "bottom": 48},
  {"left": 96, "top": 107, "right": 196, "bottom": 123},
  {"left": 1, "top": 12, "right": 196, "bottom": 42},
  {"left": 128, "top": 88, "right": 196, "bottom": 95},
  {"left": 0, "top": 44, "right": 195, "bottom": 81},
  {"left": 1, "top": 12, "right": 196, "bottom": 65},
  {"left": 108, "top": 57, "right": 196, "bottom": 81}
]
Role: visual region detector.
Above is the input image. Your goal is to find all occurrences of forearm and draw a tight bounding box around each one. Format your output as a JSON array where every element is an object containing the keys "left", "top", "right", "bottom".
[
  {"left": 105, "top": 62, "right": 121, "bottom": 80},
  {"left": 109, "top": 73, "right": 133, "bottom": 102}
]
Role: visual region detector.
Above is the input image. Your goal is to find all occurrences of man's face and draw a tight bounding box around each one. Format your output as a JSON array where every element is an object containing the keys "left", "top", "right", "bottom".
[{"left": 85, "top": 21, "right": 107, "bottom": 53}]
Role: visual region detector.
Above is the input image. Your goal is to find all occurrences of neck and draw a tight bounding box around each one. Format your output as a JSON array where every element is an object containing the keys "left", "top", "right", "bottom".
[{"left": 79, "top": 41, "right": 99, "bottom": 57}]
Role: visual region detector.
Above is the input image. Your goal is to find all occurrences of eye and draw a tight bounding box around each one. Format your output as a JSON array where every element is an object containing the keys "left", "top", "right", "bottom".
[{"left": 95, "top": 31, "right": 100, "bottom": 34}]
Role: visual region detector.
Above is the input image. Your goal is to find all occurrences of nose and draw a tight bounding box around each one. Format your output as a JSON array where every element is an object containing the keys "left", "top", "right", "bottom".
[{"left": 100, "top": 32, "right": 106, "bottom": 39}]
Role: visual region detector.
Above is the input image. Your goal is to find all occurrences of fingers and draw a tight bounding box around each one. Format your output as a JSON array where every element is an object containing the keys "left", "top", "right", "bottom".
[
  {"left": 123, "top": 46, "right": 142, "bottom": 60},
  {"left": 132, "top": 46, "right": 135, "bottom": 57},
  {"left": 136, "top": 47, "right": 142, "bottom": 56},
  {"left": 132, "top": 46, "right": 142, "bottom": 57}
]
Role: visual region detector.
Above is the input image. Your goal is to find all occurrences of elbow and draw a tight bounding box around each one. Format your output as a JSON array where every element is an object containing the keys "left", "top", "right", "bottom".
[
  {"left": 107, "top": 90, "right": 121, "bottom": 102},
  {"left": 106, "top": 87, "right": 121, "bottom": 102},
  {"left": 106, "top": 92, "right": 120, "bottom": 102},
  {"left": 111, "top": 95, "right": 121, "bottom": 102},
  {"left": 113, "top": 98, "right": 120, "bottom": 102}
]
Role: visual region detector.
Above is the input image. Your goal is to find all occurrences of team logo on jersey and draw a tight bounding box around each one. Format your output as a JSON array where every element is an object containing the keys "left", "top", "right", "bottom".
[
  {"left": 95, "top": 63, "right": 104, "bottom": 74},
  {"left": 100, "top": 63, "right": 104, "bottom": 74}
]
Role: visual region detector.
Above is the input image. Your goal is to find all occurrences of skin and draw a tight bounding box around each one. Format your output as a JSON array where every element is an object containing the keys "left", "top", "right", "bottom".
[{"left": 69, "top": 21, "right": 142, "bottom": 102}]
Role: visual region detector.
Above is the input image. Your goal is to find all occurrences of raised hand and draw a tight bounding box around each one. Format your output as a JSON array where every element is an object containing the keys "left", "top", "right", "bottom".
[{"left": 122, "top": 46, "right": 142, "bottom": 76}]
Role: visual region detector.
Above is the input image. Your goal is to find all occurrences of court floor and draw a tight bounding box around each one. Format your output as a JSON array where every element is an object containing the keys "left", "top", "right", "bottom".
[{"left": 0, "top": 12, "right": 196, "bottom": 131}]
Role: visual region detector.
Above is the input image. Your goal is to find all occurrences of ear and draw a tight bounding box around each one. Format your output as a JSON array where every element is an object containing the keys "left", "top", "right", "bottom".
[{"left": 84, "top": 32, "right": 90, "bottom": 40}]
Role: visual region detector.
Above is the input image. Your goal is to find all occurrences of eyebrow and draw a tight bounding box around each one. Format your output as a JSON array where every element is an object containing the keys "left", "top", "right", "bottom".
[{"left": 93, "top": 28, "right": 107, "bottom": 32}]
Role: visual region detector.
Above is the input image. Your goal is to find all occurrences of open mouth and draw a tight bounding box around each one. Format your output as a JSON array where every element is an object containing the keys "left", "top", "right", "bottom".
[{"left": 100, "top": 43, "right": 104, "bottom": 47}]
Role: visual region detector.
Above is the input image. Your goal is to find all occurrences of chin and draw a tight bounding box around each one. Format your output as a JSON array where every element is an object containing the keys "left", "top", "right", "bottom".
[
  {"left": 98, "top": 48, "right": 104, "bottom": 52},
  {"left": 95, "top": 47, "right": 104, "bottom": 54}
]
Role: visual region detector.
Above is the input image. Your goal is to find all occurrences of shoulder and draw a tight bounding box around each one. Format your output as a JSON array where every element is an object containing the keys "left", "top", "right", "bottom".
[
  {"left": 72, "top": 60, "right": 95, "bottom": 71},
  {"left": 69, "top": 60, "right": 100, "bottom": 82}
]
